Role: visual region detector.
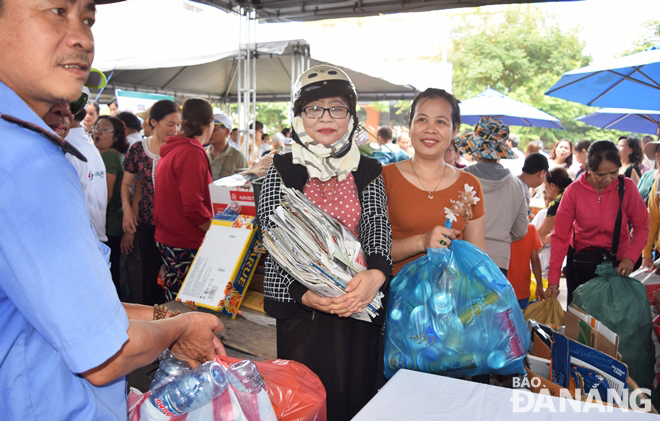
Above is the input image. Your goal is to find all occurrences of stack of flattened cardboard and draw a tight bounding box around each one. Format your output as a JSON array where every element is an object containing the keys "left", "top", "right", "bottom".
[
  {"left": 525, "top": 305, "right": 656, "bottom": 413},
  {"left": 176, "top": 214, "right": 260, "bottom": 319}
]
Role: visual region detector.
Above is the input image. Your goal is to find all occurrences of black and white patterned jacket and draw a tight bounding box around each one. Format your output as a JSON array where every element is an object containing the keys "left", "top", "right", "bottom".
[{"left": 257, "top": 152, "right": 393, "bottom": 323}]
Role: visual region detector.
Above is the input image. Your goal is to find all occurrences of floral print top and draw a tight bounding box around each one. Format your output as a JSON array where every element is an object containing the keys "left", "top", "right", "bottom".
[{"left": 124, "top": 140, "right": 159, "bottom": 225}]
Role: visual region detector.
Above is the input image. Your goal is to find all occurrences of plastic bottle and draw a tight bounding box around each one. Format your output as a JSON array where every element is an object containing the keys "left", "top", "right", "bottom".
[
  {"left": 407, "top": 305, "right": 431, "bottom": 350},
  {"left": 413, "top": 280, "right": 432, "bottom": 303},
  {"left": 150, "top": 351, "right": 192, "bottom": 391},
  {"left": 149, "top": 361, "right": 228, "bottom": 417},
  {"left": 228, "top": 360, "right": 277, "bottom": 421},
  {"left": 228, "top": 360, "right": 264, "bottom": 393}
]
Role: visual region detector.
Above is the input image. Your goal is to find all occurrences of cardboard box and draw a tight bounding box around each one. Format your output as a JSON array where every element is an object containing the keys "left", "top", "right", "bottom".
[
  {"left": 530, "top": 326, "right": 553, "bottom": 360},
  {"left": 241, "top": 290, "right": 265, "bottom": 313},
  {"left": 209, "top": 174, "right": 257, "bottom": 216},
  {"left": 176, "top": 216, "right": 261, "bottom": 319},
  {"left": 525, "top": 320, "right": 656, "bottom": 413},
  {"left": 564, "top": 305, "right": 618, "bottom": 358},
  {"left": 526, "top": 367, "right": 578, "bottom": 399},
  {"left": 552, "top": 332, "right": 628, "bottom": 401}
]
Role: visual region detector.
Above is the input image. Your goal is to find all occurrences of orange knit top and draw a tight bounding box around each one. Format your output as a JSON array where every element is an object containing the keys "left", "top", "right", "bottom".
[{"left": 382, "top": 163, "right": 485, "bottom": 275}]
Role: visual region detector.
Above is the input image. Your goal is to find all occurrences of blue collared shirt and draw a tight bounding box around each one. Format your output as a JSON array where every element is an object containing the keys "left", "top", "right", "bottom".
[{"left": 0, "top": 81, "right": 129, "bottom": 420}]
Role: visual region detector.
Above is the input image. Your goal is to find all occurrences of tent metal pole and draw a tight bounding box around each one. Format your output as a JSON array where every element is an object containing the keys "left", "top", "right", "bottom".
[{"left": 238, "top": 6, "right": 257, "bottom": 163}]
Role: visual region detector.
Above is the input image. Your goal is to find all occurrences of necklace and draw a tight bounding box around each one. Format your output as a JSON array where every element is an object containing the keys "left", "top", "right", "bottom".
[{"left": 410, "top": 160, "right": 447, "bottom": 199}]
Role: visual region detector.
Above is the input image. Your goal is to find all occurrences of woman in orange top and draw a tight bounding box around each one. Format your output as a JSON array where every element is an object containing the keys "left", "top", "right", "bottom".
[{"left": 383, "top": 88, "right": 486, "bottom": 275}]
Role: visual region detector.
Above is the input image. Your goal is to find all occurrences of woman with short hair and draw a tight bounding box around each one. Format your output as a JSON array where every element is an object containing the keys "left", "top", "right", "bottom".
[
  {"left": 546, "top": 140, "right": 648, "bottom": 303},
  {"left": 618, "top": 135, "right": 643, "bottom": 185}
]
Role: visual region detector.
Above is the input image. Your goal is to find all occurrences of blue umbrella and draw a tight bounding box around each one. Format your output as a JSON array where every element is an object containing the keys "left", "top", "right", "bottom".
[
  {"left": 459, "top": 88, "right": 564, "bottom": 129},
  {"left": 575, "top": 108, "right": 660, "bottom": 135},
  {"left": 546, "top": 47, "right": 660, "bottom": 110}
]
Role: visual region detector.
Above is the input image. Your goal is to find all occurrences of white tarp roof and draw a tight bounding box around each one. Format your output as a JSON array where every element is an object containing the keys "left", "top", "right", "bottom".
[
  {"left": 98, "top": 39, "right": 418, "bottom": 102},
  {"left": 192, "top": 0, "right": 577, "bottom": 22},
  {"left": 92, "top": 1, "right": 417, "bottom": 102}
]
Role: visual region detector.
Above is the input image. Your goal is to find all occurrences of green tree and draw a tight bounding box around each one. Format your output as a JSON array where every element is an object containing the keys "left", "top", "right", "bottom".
[
  {"left": 229, "top": 102, "right": 291, "bottom": 133},
  {"left": 451, "top": 5, "right": 589, "bottom": 99},
  {"left": 621, "top": 19, "right": 660, "bottom": 55},
  {"left": 448, "top": 5, "right": 644, "bottom": 143}
]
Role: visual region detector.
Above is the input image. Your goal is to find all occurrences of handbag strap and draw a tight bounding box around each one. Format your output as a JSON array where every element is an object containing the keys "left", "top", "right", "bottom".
[{"left": 611, "top": 175, "right": 625, "bottom": 256}]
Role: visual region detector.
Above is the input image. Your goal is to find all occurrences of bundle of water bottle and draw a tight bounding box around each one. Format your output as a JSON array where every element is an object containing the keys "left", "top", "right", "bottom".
[
  {"left": 135, "top": 350, "right": 277, "bottom": 421},
  {"left": 384, "top": 225, "right": 529, "bottom": 379}
]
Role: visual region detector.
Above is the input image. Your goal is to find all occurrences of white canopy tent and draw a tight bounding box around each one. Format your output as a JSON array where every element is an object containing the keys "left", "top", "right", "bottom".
[
  {"left": 91, "top": 1, "right": 419, "bottom": 162},
  {"left": 96, "top": 39, "right": 418, "bottom": 103}
]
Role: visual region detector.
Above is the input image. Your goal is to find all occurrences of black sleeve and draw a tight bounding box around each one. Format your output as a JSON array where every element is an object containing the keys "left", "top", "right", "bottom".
[
  {"left": 258, "top": 164, "right": 312, "bottom": 308},
  {"left": 358, "top": 175, "right": 393, "bottom": 291}
]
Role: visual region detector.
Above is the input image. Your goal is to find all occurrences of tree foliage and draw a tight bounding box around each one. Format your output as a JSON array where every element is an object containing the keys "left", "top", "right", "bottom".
[
  {"left": 450, "top": 5, "right": 589, "bottom": 99},
  {"left": 228, "top": 102, "right": 291, "bottom": 134},
  {"left": 448, "top": 5, "right": 645, "bottom": 145},
  {"left": 622, "top": 19, "right": 660, "bottom": 55}
]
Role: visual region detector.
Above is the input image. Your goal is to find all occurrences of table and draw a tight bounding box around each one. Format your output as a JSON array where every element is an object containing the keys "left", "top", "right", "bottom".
[{"left": 353, "top": 370, "right": 656, "bottom": 420}]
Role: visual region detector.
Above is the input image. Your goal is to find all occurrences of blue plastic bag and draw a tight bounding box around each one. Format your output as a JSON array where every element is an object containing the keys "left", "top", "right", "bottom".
[{"left": 384, "top": 237, "right": 529, "bottom": 378}]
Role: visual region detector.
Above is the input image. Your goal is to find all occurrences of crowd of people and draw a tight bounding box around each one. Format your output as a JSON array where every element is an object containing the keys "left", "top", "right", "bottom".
[
  {"left": 1, "top": 1, "right": 658, "bottom": 419},
  {"left": 258, "top": 66, "right": 656, "bottom": 418},
  {"left": 39, "top": 85, "right": 306, "bottom": 306}
]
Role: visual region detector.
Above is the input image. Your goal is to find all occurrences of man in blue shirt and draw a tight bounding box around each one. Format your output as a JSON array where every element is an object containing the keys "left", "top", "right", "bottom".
[{"left": 0, "top": 1, "right": 226, "bottom": 419}]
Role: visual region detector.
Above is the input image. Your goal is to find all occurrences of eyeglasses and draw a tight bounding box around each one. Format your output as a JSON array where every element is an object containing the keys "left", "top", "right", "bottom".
[
  {"left": 302, "top": 105, "right": 350, "bottom": 119},
  {"left": 92, "top": 126, "right": 114, "bottom": 134}
]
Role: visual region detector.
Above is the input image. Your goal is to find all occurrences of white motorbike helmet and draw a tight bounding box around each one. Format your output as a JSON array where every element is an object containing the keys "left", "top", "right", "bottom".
[{"left": 292, "top": 65, "right": 359, "bottom": 156}]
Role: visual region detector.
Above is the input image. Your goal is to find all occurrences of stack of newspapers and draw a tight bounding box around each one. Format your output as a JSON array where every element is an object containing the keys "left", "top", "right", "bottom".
[{"left": 262, "top": 187, "right": 383, "bottom": 322}]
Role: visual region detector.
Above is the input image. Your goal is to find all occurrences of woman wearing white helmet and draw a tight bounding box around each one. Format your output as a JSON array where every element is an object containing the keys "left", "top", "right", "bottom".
[{"left": 257, "top": 65, "right": 392, "bottom": 420}]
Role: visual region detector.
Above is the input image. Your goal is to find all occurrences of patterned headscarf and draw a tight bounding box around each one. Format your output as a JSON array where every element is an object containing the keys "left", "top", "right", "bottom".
[
  {"left": 455, "top": 117, "right": 516, "bottom": 160},
  {"left": 290, "top": 115, "right": 360, "bottom": 182}
]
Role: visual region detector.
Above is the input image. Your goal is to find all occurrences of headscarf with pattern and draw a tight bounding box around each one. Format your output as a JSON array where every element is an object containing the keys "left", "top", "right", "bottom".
[{"left": 290, "top": 115, "right": 360, "bottom": 182}]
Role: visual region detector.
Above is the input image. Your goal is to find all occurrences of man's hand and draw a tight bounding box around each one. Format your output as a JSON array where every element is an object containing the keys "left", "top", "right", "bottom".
[
  {"left": 170, "top": 312, "right": 226, "bottom": 367},
  {"left": 332, "top": 270, "right": 386, "bottom": 317}
]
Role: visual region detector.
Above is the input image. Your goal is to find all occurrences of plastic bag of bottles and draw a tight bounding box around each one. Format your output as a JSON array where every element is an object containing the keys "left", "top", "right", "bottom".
[
  {"left": 128, "top": 353, "right": 248, "bottom": 421},
  {"left": 384, "top": 238, "right": 529, "bottom": 379},
  {"left": 218, "top": 356, "right": 327, "bottom": 421},
  {"left": 128, "top": 354, "right": 326, "bottom": 421}
]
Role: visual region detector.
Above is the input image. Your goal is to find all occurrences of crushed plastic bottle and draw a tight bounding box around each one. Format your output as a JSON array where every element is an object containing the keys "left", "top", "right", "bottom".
[{"left": 150, "top": 350, "right": 192, "bottom": 391}]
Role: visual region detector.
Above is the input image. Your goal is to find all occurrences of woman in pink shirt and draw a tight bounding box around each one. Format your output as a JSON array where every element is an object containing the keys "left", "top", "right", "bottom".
[
  {"left": 154, "top": 99, "right": 214, "bottom": 300},
  {"left": 546, "top": 140, "right": 648, "bottom": 303}
]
